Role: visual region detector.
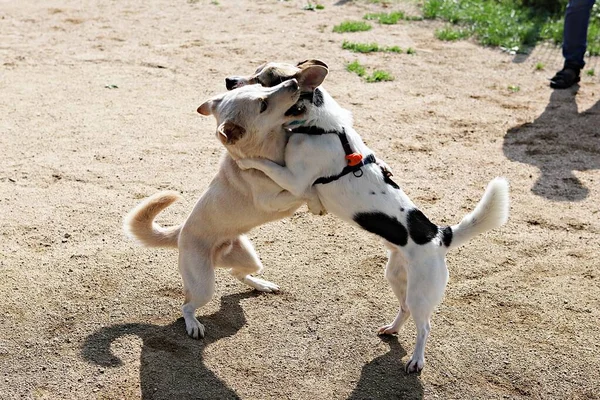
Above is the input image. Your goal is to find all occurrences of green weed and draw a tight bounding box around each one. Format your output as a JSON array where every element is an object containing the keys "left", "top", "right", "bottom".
[
  {"left": 347, "top": 61, "right": 394, "bottom": 82},
  {"left": 333, "top": 21, "right": 372, "bottom": 33},
  {"left": 535, "top": 62, "right": 545, "bottom": 70},
  {"left": 586, "top": 68, "right": 595, "bottom": 76},
  {"left": 366, "top": 70, "right": 395, "bottom": 82},
  {"left": 342, "top": 41, "right": 406, "bottom": 53},
  {"left": 363, "top": 11, "right": 405, "bottom": 24},
  {"left": 435, "top": 26, "right": 471, "bottom": 41},
  {"left": 346, "top": 60, "right": 367, "bottom": 77}
]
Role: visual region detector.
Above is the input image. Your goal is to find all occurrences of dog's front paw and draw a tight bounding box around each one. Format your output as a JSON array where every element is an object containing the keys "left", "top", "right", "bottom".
[
  {"left": 405, "top": 355, "right": 424, "bottom": 374},
  {"left": 307, "top": 197, "right": 327, "bottom": 216},
  {"left": 377, "top": 324, "right": 399, "bottom": 335},
  {"left": 184, "top": 315, "right": 205, "bottom": 339},
  {"left": 244, "top": 275, "right": 280, "bottom": 292}
]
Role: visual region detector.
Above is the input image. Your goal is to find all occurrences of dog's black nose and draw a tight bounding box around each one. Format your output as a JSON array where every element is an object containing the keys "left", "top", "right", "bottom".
[
  {"left": 287, "top": 79, "right": 299, "bottom": 91},
  {"left": 225, "top": 77, "right": 238, "bottom": 90}
]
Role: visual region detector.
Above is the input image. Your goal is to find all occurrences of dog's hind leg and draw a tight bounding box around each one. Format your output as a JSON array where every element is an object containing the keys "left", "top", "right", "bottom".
[
  {"left": 218, "top": 235, "right": 279, "bottom": 292},
  {"left": 378, "top": 248, "right": 410, "bottom": 335},
  {"left": 404, "top": 255, "right": 449, "bottom": 373},
  {"left": 178, "top": 237, "right": 216, "bottom": 339}
]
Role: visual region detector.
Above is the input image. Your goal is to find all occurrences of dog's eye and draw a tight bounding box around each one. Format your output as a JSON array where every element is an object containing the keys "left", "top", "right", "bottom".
[{"left": 259, "top": 99, "right": 268, "bottom": 113}]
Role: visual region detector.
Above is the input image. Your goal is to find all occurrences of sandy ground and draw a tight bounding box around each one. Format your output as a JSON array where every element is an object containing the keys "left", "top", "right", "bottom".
[{"left": 1, "top": 0, "right": 599, "bottom": 399}]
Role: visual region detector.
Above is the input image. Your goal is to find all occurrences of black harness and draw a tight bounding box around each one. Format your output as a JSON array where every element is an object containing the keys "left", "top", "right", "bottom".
[{"left": 289, "top": 126, "right": 376, "bottom": 186}]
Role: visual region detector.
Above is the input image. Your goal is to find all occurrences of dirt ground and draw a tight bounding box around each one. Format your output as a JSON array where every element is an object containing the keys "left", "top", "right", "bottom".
[{"left": 1, "top": 0, "right": 599, "bottom": 399}]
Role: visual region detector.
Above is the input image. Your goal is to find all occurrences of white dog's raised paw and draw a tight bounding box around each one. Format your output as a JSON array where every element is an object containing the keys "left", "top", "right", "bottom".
[
  {"left": 184, "top": 316, "right": 205, "bottom": 339},
  {"left": 405, "top": 357, "right": 424, "bottom": 374},
  {"left": 244, "top": 275, "right": 280, "bottom": 292},
  {"left": 377, "top": 324, "right": 398, "bottom": 335}
]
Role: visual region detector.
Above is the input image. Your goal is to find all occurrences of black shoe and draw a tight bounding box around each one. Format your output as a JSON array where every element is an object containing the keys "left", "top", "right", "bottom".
[{"left": 550, "top": 68, "right": 580, "bottom": 89}]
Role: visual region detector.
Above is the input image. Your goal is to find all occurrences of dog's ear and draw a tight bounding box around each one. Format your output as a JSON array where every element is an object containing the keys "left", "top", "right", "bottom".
[
  {"left": 197, "top": 99, "right": 214, "bottom": 116},
  {"left": 198, "top": 97, "right": 223, "bottom": 116},
  {"left": 217, "top": 121, "right": 246, "bottom": 145},
  {"left": 296, "top": 65, "right": 328, "bottom": 92},
  {"left": 296, "top": 59, "right": 329, "bottom": 70}
]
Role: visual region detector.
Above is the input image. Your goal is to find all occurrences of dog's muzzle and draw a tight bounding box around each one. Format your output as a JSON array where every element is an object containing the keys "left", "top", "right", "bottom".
[{"left": 225, "top": 77, "right": 243, "bottom": 90}]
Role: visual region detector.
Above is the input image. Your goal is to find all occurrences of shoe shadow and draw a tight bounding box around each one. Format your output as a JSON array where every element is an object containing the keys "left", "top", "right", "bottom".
[
  {"left": 81, "top": 291, "right": 260, "bottom": 400},
  {"left": 503, "top": 87, "right": 600, "bottom": 201},
  {"left": 347, "top": 336, "right": 424, "bottom": 400}
]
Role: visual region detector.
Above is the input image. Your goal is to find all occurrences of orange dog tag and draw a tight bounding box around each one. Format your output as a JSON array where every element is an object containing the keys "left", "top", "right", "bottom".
[{"left": 345, "top": 153, "right": 363, "bottom": 167}]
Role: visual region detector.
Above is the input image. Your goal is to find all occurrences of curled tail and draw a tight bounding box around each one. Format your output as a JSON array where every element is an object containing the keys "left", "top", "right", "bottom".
[
  {"left": 447, "top": 177, "right": 509, "bottom": 250},
  {"left": 123, "top": 191, "right": 182, "bottom": 248}
]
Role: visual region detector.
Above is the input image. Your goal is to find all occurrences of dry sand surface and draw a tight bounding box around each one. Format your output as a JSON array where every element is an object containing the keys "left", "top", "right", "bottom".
[{"left": 1, "top": 0, "right": 599, "bottom": 399}]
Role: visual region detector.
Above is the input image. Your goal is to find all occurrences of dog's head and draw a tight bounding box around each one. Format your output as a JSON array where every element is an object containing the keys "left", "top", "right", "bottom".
[
  {"left": 197, "top": 79, "right": 301, "bottom": 154},
  {"left": 225, "top": 60, "right": 328, "bottom": 118}
]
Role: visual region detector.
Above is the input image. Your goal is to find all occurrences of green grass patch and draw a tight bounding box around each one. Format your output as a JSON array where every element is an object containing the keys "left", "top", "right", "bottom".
[
  {"left": 363, "top": 11, "right": 405, "bottom": 24},
  {"left": 587, "top": 68, "right": 595, "bottom": 76},
  {"left": 333, "top": 20, "right": 372, "bottom": 33},
  {"left": 303, "top": 2, "right": 324, "bottom": 10},
  {"left": 423, "top": 0, "right": 600, "bottom": 55},
  {"left": 535, "top": 62, "right": 545, "bottom": 70},
  {"left": 346, "top": 61, "right": 394, "bottom": 82},
  {"left": 342, "top": 40, "right": 407, "bottom": 53},
  {"left": 435, "top": 26, "right": 471, "bottom": 41},
  {"left": 366, "top": 70, "right": 395, "bottom": 82},
  {"left": 346, "top": 60, "right": 367, "bottom": 77},
  {"left": 508, "top": 84, "right": 520, "bottom": 93}
]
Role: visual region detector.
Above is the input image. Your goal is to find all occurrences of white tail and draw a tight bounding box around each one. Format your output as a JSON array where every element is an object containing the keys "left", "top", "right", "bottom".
[
  {"left": 448, "top": 177, "right": 509, "bottom": 250},
  {"left": 123, "top": 191, "right": 182, "bottom": 248}
]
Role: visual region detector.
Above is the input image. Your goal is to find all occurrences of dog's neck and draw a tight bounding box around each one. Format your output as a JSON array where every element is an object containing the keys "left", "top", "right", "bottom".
[
  {"left": 227, "top": 127, "right": 290, "bottom": 165},
  {"left": 297, "top": 87, "right": 353, "bottom": 132}
]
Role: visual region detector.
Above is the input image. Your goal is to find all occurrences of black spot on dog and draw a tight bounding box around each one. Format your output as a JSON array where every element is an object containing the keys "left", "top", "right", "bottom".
[
  {"left": 400, "top": 207, "right": 404, "bottom": 212},
  {"left": 313, "top": 88, "right": 324, "bottom": 107},
  {"left": 353, "top": 212, "right": 408, "bottom": 246},
  {"left": 370, "top": 191, "right": 376, "bottom": 195},
  {"left": 381, "top": 191, "right": 386, "bottom": 195},
  {"left": 441, "top": 226, "right": 453, "bottom": 247},
  {"left": 406, "top": 209, "right": 438, "bottom": 245}
]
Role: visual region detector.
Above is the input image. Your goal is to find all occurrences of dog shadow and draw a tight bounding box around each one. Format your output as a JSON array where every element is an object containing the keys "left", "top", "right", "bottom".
[
  {"left": 347, "top": 336, "right": 424, "bottom": 400},
  {"left": 503, "top": 87, "right": 600, "bottom": 201},
  {"left": 81, "top": 291, "right": 260, "bottom": 400}
]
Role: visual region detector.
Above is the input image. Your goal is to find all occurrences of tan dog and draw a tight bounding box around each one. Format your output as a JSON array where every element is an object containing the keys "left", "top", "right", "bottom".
[{"left": 124, "top": 68, "right": 327, "bottom": 338}]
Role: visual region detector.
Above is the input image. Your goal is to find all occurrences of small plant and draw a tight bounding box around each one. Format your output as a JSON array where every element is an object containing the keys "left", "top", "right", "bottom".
[
  {"left": 387, "top": 45, "right": 404, "bottom": 53},
  {"left": 586, "top": 68, "right": 595, "bottom": 76},
  {"left": 210, "top": 0, "right": 219, "bottom": 4},
  {"left": 535, "top": 62, "right": 545, "bottom": 71},
  {"left": 435, "top": 26, "right": 470, "bottom": 41},
  {"left": 343, "top": 41, "right": 380, "bottom": 53},
  {"left": 346, "top": 60, "right": 367, "bottom": 77},
  {"left": 347, "top": 61, "right": 394, "bottom": 83},
  {"left": 342, "top": 41, "right": 407, "bottom": 54},
  {"left": 508, "top": 85, "right": 520, "bottom": 93},
  {"left": 333, "top": 20, "right": 372, "bottom": 33},
  {"left": 363, "top": 11, "right": 405, "bottom": 24},
  {"left": 406, "top": 47, "right": 416, "bottom": 54},
  {"left": 304, "top": 1, "right": 323, "bottom": 10},
  {"left": 366, "top": 70, "right": 395, "bottom": 82}
]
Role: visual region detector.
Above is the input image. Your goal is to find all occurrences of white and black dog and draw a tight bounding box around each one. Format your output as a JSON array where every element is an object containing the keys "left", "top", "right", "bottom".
[{"left": 227, "top": 60, "right": 510, "bottom": 373}]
